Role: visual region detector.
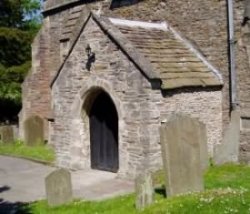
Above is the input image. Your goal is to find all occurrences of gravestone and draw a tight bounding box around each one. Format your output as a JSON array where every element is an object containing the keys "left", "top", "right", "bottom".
[
  {"left": 0, "top": 126, "right": 14, "bottom": 144},
  {"left": 45, "top": 168, "right": 73, "bottom": 207},
  {"left": 24, "top": 116, "right": 44, "bottom": 146},
  {"left": 214, "top": 110, "right": 240, "bottom": 164},
  {"left": 135, "top": 173, "right": 154, "bottom": 210},
  {"left": 160, "top": 114, "right": 207, "bottom": 197}
]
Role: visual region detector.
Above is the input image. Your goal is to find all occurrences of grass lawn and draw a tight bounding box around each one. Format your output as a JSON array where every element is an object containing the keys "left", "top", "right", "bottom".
[
  {"left": 15, "top": 164, "right": 250, "bottom": 214},
  {"left": 0, "top": 140, "right": 55, "bottom": 163}
]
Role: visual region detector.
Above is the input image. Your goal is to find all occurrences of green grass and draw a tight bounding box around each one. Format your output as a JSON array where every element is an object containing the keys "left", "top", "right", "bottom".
[
  {"left": 0, "top": 140, "right": 55, "bottom": 163},
  {"left": 205, "top": 164, "right": 250, "bottom": 189},
  {"left": 15, "top": 164, "right": 250, "bottom": 214},
  {"left": 143, "top": 188, "right": 250, "bottom": 214},
  {"left": 28, "top": 195, "right": 137, "bottom": 214}
]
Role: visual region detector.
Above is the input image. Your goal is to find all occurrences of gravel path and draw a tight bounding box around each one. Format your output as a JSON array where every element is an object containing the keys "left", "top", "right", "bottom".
[{"left": 0, "top": 155, "right": 133, "bottom": 206}]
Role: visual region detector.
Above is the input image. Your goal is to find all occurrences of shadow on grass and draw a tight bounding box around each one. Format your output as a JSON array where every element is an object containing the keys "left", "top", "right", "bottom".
[
  {"left": 155, "top": 185, "right": 167, "bottom": 198},
  {"left": 0, "top": 199, "right": 32, "bottom": 214},
  {"left": 0, "top": 185, "right": 32, "bottom": 214}
]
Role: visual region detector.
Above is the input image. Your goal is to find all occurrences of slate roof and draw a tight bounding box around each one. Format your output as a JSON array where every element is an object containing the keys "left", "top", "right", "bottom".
[
  {"left": 108, "top": 18, "right": 222, "bottom": 89},
  {"left": 51, "top": 13, "right": 223, "bottom": 90}
]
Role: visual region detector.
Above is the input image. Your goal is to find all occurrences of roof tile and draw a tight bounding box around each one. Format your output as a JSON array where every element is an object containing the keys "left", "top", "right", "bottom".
[{"left": 114, "top": 24, "right": 222, "bottom": 89}]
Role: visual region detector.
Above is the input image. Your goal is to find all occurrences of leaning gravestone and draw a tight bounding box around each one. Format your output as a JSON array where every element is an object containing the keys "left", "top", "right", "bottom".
[
  {"left": 160, "top": 114, "right": 208, "bottom": 197},
  {"left": 0, "top": 126, "right": 14, "bottom": 144},
  {"left": 135, "top": 173, "right": 154, "bottom": 210},
  {"left": 24, "top": 116, "right": 44, "bottom": 146},
  {"left": 45, "top": 168, "right": 73, "bottom": 207}
]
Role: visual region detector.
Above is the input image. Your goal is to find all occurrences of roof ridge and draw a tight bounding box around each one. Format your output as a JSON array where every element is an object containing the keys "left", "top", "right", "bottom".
[{"left": 109, "top": 17, "right": 167, "bottom": 30}]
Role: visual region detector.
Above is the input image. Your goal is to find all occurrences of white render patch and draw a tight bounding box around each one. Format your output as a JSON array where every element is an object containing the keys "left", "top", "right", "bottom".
[
  {"left": 109, "top": 17, "right": 223, "bottom": 84},
  {"left": 109, "top": 17, "right": 168, "bottom": 30}
]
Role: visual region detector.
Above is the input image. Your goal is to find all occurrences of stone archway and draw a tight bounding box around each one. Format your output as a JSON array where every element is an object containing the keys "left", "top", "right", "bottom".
[
  {"left": 81, "top": 88, "right": 119, "bottom": 173},
  {"left": 89, "top": 91, "right": 119, "bottom": 172}
]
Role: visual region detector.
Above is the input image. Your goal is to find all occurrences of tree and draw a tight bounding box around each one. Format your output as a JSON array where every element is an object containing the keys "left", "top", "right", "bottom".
[
  {"left": 0, "top": 0, "right": 41, "bottom": 29},
  {"left": 0, "top": 0, "right": 41, "bottom": 123}
]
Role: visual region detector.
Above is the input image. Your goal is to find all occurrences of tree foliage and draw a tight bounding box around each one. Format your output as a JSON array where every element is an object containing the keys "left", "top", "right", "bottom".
[
  {"left": 0, "top": 0, "right": 41, "bottom": 29},
  {"left": 0, "top": 0, "right": 41, "bottom": 123},
  {"left": 0, "top": 27, "right": 33, "bottom": 67}
]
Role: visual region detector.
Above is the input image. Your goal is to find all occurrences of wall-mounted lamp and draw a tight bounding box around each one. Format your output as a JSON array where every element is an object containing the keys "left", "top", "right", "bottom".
[
  {"left": 85, "top": 44, "right": 95, "bottom": 71},
  {"left": 85, "top": 44, "right": 92, "bottom": 57}
]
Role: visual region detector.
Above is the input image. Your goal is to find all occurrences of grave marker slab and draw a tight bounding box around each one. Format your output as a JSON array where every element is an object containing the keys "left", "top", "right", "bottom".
[
  {"left": 160, "top": 114, "right": 207, "bottom": 197},
  {"left": 0, "top": 126, "right": 14, "bottom": 144},
  {"left": 135, "top": 173, "right": 154, "bottom": 210},
  {"left": 24, "top": 116, "right": 44, "bottom": 146},
  {"left": 45, "top": 168, "right": 73, "bottom": 207}
]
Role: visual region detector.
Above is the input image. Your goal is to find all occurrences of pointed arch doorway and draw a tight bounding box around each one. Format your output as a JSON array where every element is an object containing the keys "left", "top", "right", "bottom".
[{"left": 89, "top": 91, "right": 119, "bottom": 173}]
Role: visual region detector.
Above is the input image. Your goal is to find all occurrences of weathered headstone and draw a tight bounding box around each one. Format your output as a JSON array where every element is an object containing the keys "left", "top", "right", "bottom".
[
  {"left": 135, "top": 173, "right": 154, "bottom": 210},
  {"left": 24, "top": 116, "right": 44, "bottom": 146},
  {"left": 160, "top": 114, "right": 207, "bottom": 197},
  {"left": 0, "top": 126, "right": 14, "bottom": 144},
  {"left": 45, "top": 168, "right": 73, "bottom": 207},
  {"left": 214, "top": 110, "right": 240, "bottom": 164}
]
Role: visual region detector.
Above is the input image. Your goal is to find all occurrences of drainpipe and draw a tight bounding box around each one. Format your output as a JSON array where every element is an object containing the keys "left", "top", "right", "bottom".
[{"left": 227, "top": 0, "right": 238, "bottom": 111}]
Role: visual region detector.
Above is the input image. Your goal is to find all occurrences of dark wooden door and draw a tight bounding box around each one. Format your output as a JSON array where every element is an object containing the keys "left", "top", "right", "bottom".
[{"left": 90, "top": 92, "right": 119, "bottom": 172}]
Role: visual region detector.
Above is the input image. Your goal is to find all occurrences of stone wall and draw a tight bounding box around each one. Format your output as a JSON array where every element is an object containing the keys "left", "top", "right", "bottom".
[
  {"left": 51, "top": 17, "right": 222, "bottom": 178},
  {"left": 19, "top": 3, "right": 90, "bottom": 140},
  {"left": 35, "top": 0, "right": 250, "bottom": 162},
  {"left": 19, "top": 17, "right": 51, "bottom": 140},
  {"left": 236, "top": 2, "right": 250, "bottom": 162},
  {"left": 21, "top": 0, "right": 250, "bottom": 166},
  {"left": 104, "top": 0, "right": 230, "bottom": 126},
  {"left": 106, "top": 0, "right": 250, "bottom": 162},
  {"left": 20, "top": 1, "right": 106, "bottom": 142}
]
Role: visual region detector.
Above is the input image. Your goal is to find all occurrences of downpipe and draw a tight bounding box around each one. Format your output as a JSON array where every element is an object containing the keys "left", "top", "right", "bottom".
[{"left": 227, "top": 0, "right": 239, "bottom": 111}]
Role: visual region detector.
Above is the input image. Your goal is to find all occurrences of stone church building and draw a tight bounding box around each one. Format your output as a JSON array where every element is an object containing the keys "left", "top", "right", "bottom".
[{"left": 19, "top": 0, "right": 250, "bottom": 177}]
